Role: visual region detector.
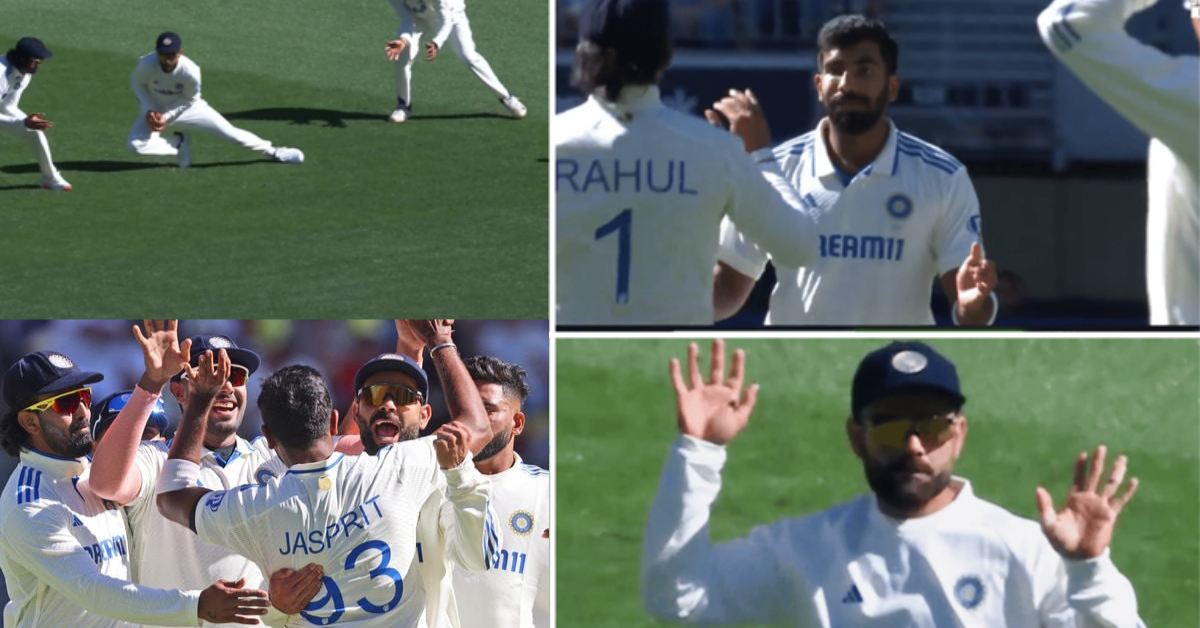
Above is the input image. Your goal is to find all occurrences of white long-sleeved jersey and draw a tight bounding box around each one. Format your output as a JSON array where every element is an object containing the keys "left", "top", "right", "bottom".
[
  {"left": 130, "top": 53, "right": 203, "bottom": 124},
  {"left": 642, "top": 435, "right": 1146, "bottom": 627},
  {"left": 555, "top": 85, "right": 821, "bottom": 325},
  {"left": 1037, "top": 0, "right": 1200, "bottom": 325},
  {"left": 388, "top": 0, "right": 464, "bottom": 49},
  {"left": 453, "top": 455, "right": 551, "bottom": 628},
  {"left": 0, "top": 448, "right": 200, "bottom": 628},
  {"left": 0, "top": 55, "right": 32, "bottom": 129}
]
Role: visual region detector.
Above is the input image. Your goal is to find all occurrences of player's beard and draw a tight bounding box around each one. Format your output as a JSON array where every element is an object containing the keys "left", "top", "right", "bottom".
[
  {"left": 473, "top": 426, "right": 512, "bottom": 463},
  {"left": 41, "top": 415, "right": 93, "bottom": 459},
  {"left": 826, "top": 86, "right": 889, "bottom": 136},
  {"left": 359, "top": 408, "right": 420, "bottom": 455},
  {"left": 863, "top": 455, "right": 952, "bottom": 514}
]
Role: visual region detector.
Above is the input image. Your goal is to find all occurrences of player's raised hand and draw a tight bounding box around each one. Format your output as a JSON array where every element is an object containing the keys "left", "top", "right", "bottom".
[
  {"left": 706, "top": 89, "right": 771, "bottom": 153},
  {"left": 182, "top": 349, "right": 231, "bottom": 398},
  {"left": 394, "top": 319, "right": 426, "bottom": 364},
  {"left": 425, "top": 41, "right": 438, "bottom": 61},
  {"left": 1035, "top": 444, "right": 1139, "bottom": 559},
  {"left": 197, "top": 577, "right": 270, "bottom": 624},
  {"left": 268, "top": 564, "right": 324, "bottom": 615},
  {"left": 955, "top": 242, "right": 998, "bottom": 318},
  {"left": 408, "top": 319, "right": 455, "bottom": 347},
  {"left": 133, "top": 320, "right": 192, "bottom": 388},
  {"left": 23, "top": 113, "right": 51, "bottom": 130},
  {"left": 433, "top": 421, "right": 471, "bottom": 469},
  {"left": 385, "top": 38, "right": 409, "bottom": 61},
  {"left": 669, "top": 339, "right": 759, "bottom": 445}
]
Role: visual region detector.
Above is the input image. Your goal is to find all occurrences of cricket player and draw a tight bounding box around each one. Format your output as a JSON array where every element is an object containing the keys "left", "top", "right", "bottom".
[
  {"left": 555, "top": 0, "right": 826, "bottom": 325},
  {"left": 384, "top": 0, "right": 527, "bottom": 122},
  {"left": 0, "top": 37, "right": 71, "bottom": 191},
  {"left": 454, "top": 355, "right": 550, "bottom": 628},
  {"left": 642, "top": 339, "right": 1146, "bottom": 626},
  {"left": 713, "top": 16, "right": 999, "bottom": 326},
  {"left": 155, "top": 331, "right": 498, "bottom": 627},
  {"left": 1038, "top": 0, "right": 1199, "bottom": 325},
  {"left": 0, "top": 350, "right": 270, "bottom": 627},
  {"left": 91, "top": 389, "right": 170, "bottom": 446},
  {"left": 127, "top": 32, "right": 304, "bottom": 168}
]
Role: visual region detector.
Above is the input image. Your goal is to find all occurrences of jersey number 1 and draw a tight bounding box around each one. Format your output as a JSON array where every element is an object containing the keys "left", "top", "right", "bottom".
[{"left": 594, "top": 208, "right": 632, "bottom": 304}]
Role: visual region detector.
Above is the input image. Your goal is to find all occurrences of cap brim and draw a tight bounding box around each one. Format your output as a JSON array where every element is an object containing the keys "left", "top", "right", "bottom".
[
  {"left": 354, "top": 359, "right": 429, "bottom": 398},
  {"left": 32, "top": 371, "right": 103, "bottom": 399}
]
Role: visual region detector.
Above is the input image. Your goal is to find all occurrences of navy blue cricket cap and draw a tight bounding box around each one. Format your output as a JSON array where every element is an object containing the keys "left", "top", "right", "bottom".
[
  {"left": 15, "top": 37, "right": 52, "bottom": 60},
  {"left": 171, "top": 335, "right": 261, "bottom": 382},
  {"left": 155, "top": 32, "right": 182, "bottom": 54},
  {"left": 578, "top": 0, "right": 670, "bottom": 63},
  {"left": 851, "top": 342, "right": 966, "bottom": 422},
  {"left": 2, "top": 351, "right": 103, "bottom": 414},
  {"left": 91, "top": 390, "right": 169, "bottom": 438},
  {"left": 354, "top": 353, "right": 429, "bottom": 400}
]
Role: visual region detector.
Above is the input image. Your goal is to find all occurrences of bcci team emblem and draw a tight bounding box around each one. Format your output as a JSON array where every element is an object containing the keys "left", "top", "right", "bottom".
[
  {"left": 208, "top": 336, "right": 233, "bottom": 349},
  {"left": 255, "top": 468, "right": 276, "bottom": 486},
  {"left": 47, "top": 353, "right": 74, "bottom": 369},
  {"left": 954, "top": 576, "right": 985, "bottom": 609},
  {"left": 510, "top": 511, "right": 534, "bottom": 536},
  {"left": 162, "top": 37, "right": 173, "bottom": 46},
  {"left": 891, "top": 350, "right": 927, "bottom": 374},
  {"left": 886, "top": 193, "right": 913, "bottom": 219}
]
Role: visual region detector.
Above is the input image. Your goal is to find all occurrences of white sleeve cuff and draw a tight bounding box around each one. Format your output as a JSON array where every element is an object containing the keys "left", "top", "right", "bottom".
[{"left": 157, "top": 459, "right": 202, "bottom": 494}]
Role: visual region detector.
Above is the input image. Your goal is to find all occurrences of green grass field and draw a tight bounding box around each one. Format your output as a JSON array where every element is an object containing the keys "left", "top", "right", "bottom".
[
  {"left": 0, "top": 0, "right": 546, "bottom": 317},
  {"left": 557, "top": 338, "right": 1200, "bottom": 627}
]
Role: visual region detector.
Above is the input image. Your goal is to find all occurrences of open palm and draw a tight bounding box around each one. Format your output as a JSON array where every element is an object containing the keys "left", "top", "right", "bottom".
[
  {"left": 133, "top": 319, "right": 191, "bottom": 385},
  {"left": 1035, "top": 444, "right": 1138, "bottom": 559},
  {"left": 669, "top": 339, "right": 759, "bottom": 445}
]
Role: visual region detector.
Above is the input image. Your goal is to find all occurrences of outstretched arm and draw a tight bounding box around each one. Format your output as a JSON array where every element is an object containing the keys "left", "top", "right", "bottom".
[
  {"left": 409, "top": 320, "right": 492, "bottom": 453},
  {"left": 156, "top": 349, "right": 228, "bottom": 531}
]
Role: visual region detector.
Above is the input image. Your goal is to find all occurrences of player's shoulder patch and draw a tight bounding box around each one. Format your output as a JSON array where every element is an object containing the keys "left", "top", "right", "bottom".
[
  {"left": 895, "top": 132, "right": 963, "bottom": 176},
  {"left": 954, "top": 575, "right": 985, "bottom": 609}
]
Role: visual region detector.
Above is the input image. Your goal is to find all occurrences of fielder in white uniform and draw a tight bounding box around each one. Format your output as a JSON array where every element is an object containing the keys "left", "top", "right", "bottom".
[
  {"left": 555, "top": 0, "right": 824, "bottom": 325},
  {"left": 0, "top": 350, "right": 269, "bottom": 627},
  {"left": 1038, "top": 0, "right": 1200, "bottom": 325},
  {"left": 384, "top": 0, "right": 527, "bottom": 122},
  {"left": 453, "top": 355, "right": 550, "bottom": 628},
  {"left": 0, "top": 38, "right": 71, "bottom": 191},
  {"left": 128, "top": 32, "right": 303, "bottom": 168},
  {"left": 714, "top": 15, "right": 998, "bottom": 326},
  {"left": 642, "top": 339, "right": 1146, "bottom": 627}
]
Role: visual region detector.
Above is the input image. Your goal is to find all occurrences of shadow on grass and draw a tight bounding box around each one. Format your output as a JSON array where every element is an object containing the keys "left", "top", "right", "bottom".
[
  {"left": 224, "top": 107, "right": 510, "bottom": 127},
  {"left": 0, "top": 183, "right": 40, "bottom": 191},
  {"left": 1, "top": 159, "right": 268, "bottom": 175}
]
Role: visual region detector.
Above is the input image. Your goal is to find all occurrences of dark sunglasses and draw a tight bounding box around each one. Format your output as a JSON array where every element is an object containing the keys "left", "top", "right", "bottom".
[
  {"left": 24, "top": 387, "right": 92, "bottom": 414},
  {"left": 357, "top": 383, "right": 423, "bottom": 408}
]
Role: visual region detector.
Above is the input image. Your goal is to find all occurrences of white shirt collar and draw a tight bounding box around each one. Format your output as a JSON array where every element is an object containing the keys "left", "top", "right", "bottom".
[
  {"left": 20, "top": 446, "right": 86, "bottom": 478},
  {"left": 812, "top": 117, "right": 901, "bottom": 181}
]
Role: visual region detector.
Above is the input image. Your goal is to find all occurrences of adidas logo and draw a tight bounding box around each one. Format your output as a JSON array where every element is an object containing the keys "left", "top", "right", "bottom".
[
  {"left": 842, "top": 584, "right": 863, "bottom": 604},
  {"left": 71, "top": 515, "right": 83, "bottom": 527}
]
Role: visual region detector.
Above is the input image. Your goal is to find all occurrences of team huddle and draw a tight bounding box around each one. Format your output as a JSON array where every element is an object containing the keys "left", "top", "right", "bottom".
[
  {"left": 0, "top": 320, "right": 549, "bottom": 627},
  {"left": 2, "top": 0, "right": 527, "bottom": 192}
]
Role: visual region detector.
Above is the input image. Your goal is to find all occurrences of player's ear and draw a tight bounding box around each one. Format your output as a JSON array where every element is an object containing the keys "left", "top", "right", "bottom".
[
  {"left": 16, "top": 410, "right": 41, "bottom": 437},
  {"left": 887, "top": 74, "right": 900, "bottom": 104},
  {"left": 418, "top": 404, "right": 432, "bottom": 430},
  {"left": 813, "top": 72, "right": 825, "bottom": 101},
  {"left": 846, "top": 416, "right": 866, "bottom": 460},
  {"left": 511, "top": 410, "right": 526, "bottom": 437},
  {"left": 261, "top": 423, "right": 276, "bottom": 449},
  {"left": 951, "top": 414, "right": 968, "bottom": 458},
  {"left": 328, "top": 409, "right": 339, "bottom": 436}
]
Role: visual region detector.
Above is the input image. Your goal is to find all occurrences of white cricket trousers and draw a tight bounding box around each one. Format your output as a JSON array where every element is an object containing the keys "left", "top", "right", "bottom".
[
  {"left": 126, "top": 100, "right": 274, "bottom": 156},
  {"left": 394, "top": 15, "right": 510, "bottom": 106},
  {"left": 0, "top": 110, "right": 62, "bottom": 179}
]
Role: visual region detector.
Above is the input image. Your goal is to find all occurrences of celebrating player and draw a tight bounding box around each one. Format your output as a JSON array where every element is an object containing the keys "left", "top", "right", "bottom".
[
  {"left": 713, "top": 16, "right": 998, "bottom": 326},
  {"left": 454, "top": 355, "right": 550, "bottom": 628},
  {"left": 1038, "top": 0, "right": 1199, "bottom": 325},
  {"left": 384, "top": 0, "right": 527, "bottom": 122},
  {"left": 641, "top": 339, "right": 1145, "bottom": 626},
  {"left": 555, "top": 0, "right": 824, "bottom": 325},
  {"left": 0, "top": 37, "right": 71, "bottom": 191},
  {"left": 127, "top": 32, "right": 304, "bottom": 167},
  {"left": 0, "top": 350, "right": 269, "bottom": 627}
]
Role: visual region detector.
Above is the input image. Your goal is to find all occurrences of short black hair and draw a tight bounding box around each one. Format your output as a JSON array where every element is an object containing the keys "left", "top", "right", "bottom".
[
  {"left": 464, "top": 355, "right": 530, "bottom": 409},
  {"left": 257, "top": 365, "right": 332, "bottom": 450},
  {"left": 0, "top": 410, "right": 29, "bottom": 456},
  {"left": 816, "top": 15, "right": 898, "bottom": 75}
]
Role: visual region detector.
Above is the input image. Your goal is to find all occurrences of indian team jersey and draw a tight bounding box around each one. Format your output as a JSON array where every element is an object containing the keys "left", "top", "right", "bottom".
[
  {"left": 555, "top": 85, "right": 821, "bottom": 325},
  {"left": 643, "top": 435, "right": 1146, "bottom": 627},
  {"left": 0, "top": 449, "right": 198, "bottom": 628},
  {"left": 719, "top": 118, "right": 982, "bottom": 326},
  {"left": 194, "top": 437, "right": 495, "bottom": 627},
  {"left": 454, "top": 455, "right": 550, "bottom": 628},
  {"left": 124, "top": 435, "right": 275, "bottom": 628},
  {"left": 130, "top": 53, "right": 202, "bottom": 121},
  {"left": 1037, "top": 0, "right": 1199, "bottom": 325},
  {"left": 0, "top": 56, "right": 32, "bottom": 128}
]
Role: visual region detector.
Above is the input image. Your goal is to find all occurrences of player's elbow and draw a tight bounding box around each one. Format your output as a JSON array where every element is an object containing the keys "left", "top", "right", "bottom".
[{"left": 155, "top": 491, "right": 186, "bottom": 527}]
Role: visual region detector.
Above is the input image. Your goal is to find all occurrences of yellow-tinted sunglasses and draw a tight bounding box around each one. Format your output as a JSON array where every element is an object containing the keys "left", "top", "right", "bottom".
[
  {"left": 357, "top": 383, "right": 423, "bottom": 408},
  {"left": 23, "top": 387, "right": 92, "bottom": 414},
  {"left": 866, "top": 414, "right": 958, "bottom": 452}
]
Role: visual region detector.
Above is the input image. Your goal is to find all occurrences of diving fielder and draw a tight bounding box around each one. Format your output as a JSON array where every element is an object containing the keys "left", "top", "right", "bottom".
[
  {"left": 642, "top": 339, "right": 1145, "bottom": 627},
  {"left": 1038, "top": 0, "right": 1199, "bottom": 325},
  {"left": 128, "top": 32, "right": 304, "bottom": 168},
  {"left": 0, "top": 38, "right": 71, "bottom": 191},
  {"left": 384, "top": 0, "right": 527, "bottom": 122}
]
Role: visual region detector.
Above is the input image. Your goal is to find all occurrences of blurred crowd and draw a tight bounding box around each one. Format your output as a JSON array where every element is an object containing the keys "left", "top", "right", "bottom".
[{"left": 0, "top": 320, "right": 550, "bottom": 469}]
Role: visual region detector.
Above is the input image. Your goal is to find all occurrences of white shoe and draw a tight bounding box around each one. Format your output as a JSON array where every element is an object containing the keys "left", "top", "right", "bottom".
[
  {"left": 501, "top": 94, "right": 527, "bottom": 119},
  {"left": 272, "top": 147, "right": 304, "bottom": 164},
  {"left": 389, "top": 101, "right": 410, "bottom": 123},
  {"left": 175, "top": 132, "right": 191, "bottom": 169},
  {"left": 40, "top": 174, "right": 71, "bottom": 192}
]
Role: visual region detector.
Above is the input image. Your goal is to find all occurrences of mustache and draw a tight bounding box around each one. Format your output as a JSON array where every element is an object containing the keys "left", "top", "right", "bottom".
[
  {"left": 832, "top": 93, "right": 871, "bottom": 105},
  {"left": 885, "top": 457, "right": 935, "bottom": 475},
  {"left": 370, "top": 408, "right": 402, "bottom": 424}
]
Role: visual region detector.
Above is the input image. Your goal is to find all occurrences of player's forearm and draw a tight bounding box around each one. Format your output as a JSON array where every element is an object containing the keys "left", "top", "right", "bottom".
[
  {"left": 50, "top": 569, "right": 201, "bottom": 626},
  {"left": 0, "top": 110, "right": 25, "bottom": 128},
  {"left": 713, "top": 262, "right": 757, "bottom": 321},
  {"left": 162, "top": 95, "right": 198, "bottom": 125},
  {"left": 1060, "top": 550, "right": 1145, "bottom": 628},
  {"left": 952, "top": 293, "right": 999, "bottom": 327},
  {"left": 431, "top": 345, "right": 492, "bottom": 453},
  {"left": 168, "top": 389, "right": 214, "bottom": 464},
  {"left": 431, "top": 19, "right": 454, "bottom": 49},
  {"left": 732, "top": 154, "right": 819, "bottom": 269},
  {"left": 87, "top": 383, "right": 160, "bottom": 503},
  {"left": 440, "top": 458, "right": 496, "bottom": 572}
]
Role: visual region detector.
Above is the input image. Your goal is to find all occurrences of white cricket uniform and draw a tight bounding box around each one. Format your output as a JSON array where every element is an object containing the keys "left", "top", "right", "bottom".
[
  {"left": 1037, "top": 0, "right": 1200, "bottom": 325},
  {"left": 453, "top": 455, "right": 551, "bottom": 628},
  {"left": 0, "top": 448, "right": 199, "bottom": 628},
  {"left": 643, "top": 435, "right": 1146, "bottom": 627},
  {"left": 128, "top": 53, "right": 275, "bottom": 157},
  {"left": 191, "top": 437, "right": 497, "bottom": 628},
  {"left": 719, "top": 118, "right": 983, "bottom": 326},
  {"left": 0, "top": 56, "right": 65, "bottom": 181},
  {"left": 387, "top": 0, "right": 512, "bottom": 106},
  {"left": 124, "top": 435, "right": 275, "bottom": 628},
  {"left": 555, "top": 85, "right": 821, "bottom": 325}
]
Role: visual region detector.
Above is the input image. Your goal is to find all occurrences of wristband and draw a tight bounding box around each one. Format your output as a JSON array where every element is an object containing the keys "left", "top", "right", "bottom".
[
  {"left": 431, "top": 342, "right": 457, "bottom": 355},
  {"left": 157, "top": 459, "right": 202, "bottom": 494},
  {"left": 951, "top": 292, "right": 1000, "bottom": 326}
]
